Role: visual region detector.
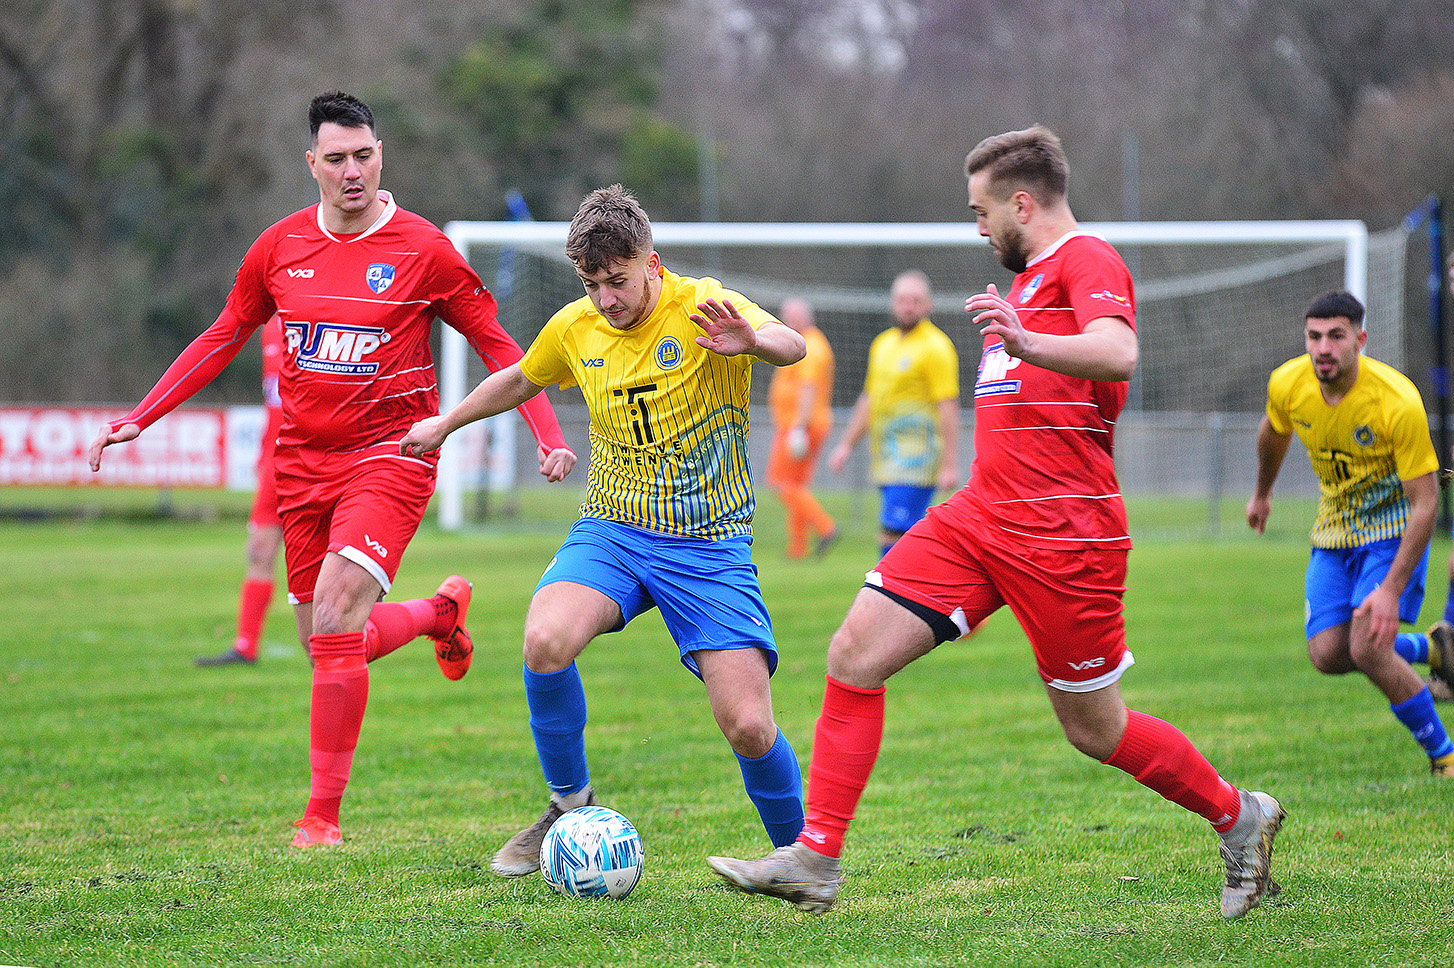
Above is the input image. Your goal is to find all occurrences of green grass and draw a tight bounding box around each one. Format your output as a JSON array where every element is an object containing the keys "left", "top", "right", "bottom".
[{"left": 2, "top": 489, "right": 1452, "bottom": 967}]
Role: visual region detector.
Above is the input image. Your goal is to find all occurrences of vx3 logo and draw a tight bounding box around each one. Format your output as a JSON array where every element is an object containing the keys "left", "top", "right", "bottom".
[
  {"left": 287, "top": 268, "right": 315, "bottom": 278},
  {"left": 363, "top": 534, "right": 389, "bottom": 558},
  {"left": 581, "top": 358, "right": 605, "bottom": 367},
  {"left": 1067, "top": 657, "right": 1106, "bottom": 671}
]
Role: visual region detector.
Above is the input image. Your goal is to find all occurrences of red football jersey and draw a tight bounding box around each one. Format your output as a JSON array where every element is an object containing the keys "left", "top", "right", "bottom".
[
  {"left": 260, "top": 313, "right": 285, "bottom": 410},
  {"left": 964, "top": 232, "right": 1135, "bottom": 549},
  {"left": 112, "top": 192, "right": 565, "bottom": 455}
]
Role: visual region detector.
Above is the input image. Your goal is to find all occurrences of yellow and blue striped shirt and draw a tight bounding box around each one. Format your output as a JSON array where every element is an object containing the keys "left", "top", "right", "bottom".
[
  {"left": 520, "top": 268, "right": 774, "bottom": 539},
  {"left": 1266, "top": 353, "right": 1438, "bottom": 548}
]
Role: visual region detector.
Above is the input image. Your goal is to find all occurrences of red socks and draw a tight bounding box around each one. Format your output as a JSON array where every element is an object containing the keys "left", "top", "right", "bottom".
[
  {"left": 798, "top": 686, "right": 1244, "bottom": 858},
  {"left": 800, "top": 675, "right": 887, "bottom": 858},
  {"left": 233, "top": 578, "right": 273, "bottom": 661},
  {"left": 1103, "top": 709, "right": 1242, "bottom": 832},
  {"left": 305, "top": 632, "right": 369, "bottom": 826},
  {"left": 363, "top": 597, "right": 447, "bottom": 662}
]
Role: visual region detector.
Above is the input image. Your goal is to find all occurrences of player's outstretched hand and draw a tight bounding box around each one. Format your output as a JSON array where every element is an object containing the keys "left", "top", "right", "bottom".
[
  {"left": 88, "top": 422, "right": 139, "bottom": 472},
  {"left": 966, "top": 283, "right": 1035, "bottom": 360},
  {"left": 538, "top": 444, "right": 577, "bottom": 482},
  {"left": 691, "top": 298, "right": 757, "bottom": 357},
  {"left": 400, "top": 416, "right": 450, "bottom": 458}
]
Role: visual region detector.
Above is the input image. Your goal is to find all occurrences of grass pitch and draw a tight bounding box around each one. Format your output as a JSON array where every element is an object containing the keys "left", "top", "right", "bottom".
[{"left": 1, "top": 489, "right": 1451, "bottom": 967}]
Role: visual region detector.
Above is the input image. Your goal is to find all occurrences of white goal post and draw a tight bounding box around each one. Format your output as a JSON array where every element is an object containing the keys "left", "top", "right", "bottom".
[{"left": 438, "top": 219, "right": 1372, "bottom": 532}]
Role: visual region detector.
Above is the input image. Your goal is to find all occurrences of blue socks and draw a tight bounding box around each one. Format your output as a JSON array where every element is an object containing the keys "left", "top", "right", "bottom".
[
  {"left": 1390, "top": 687, "right": 1454, "bottom": 760},
  {"left": 523, "top": 662, "right": 807, "bottom": 843},
  {"left": 1394, "top": 632, "right": 1430, "bottom": 665},
  {"left": 735, "top": 728, "right": 805, "bottom": 847},
  {"left": 524, "top": 663, "right": 590, "bottom": 797}
]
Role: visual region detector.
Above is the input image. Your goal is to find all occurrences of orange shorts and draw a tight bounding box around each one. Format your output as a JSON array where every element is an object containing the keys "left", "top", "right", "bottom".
[
  {"left": 273, "top": 441, "right": 437, "bottom": 604},
  {"left": 870, "top": 495, "right": 1133, "bottom": 691}
]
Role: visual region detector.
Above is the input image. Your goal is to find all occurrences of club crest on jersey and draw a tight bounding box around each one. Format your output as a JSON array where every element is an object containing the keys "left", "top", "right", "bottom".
[
  {"left": 286, "top": 320, "right": 389, "bottom": 375},
  {"left": 655, "top": 337, "right": 683, "bottom": 370},
  {"left": 1018, "top": 273, "right": 1044, "bottom": 304},
  {"left": 1354, "top": 425, "right": 1375, "bottom": 447},
  {"left": 975, "top": 340, "right": 1023, "bottom": 398},
  {"left": 366, "top": 263, "right": 396, "bottom": 295}
]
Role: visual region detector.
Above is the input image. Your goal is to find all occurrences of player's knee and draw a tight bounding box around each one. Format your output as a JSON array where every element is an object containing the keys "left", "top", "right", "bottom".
[
  {"left": 1059, "top": 721, "right": 1116, "bottom": 761},
  {"left": 826, "top": 620, "right": 885, "bottom": 687},
  {"left": 521, "top": 618, "right": 576, "bottom": 674},
  {"left": 1307, "top": 646, "right": 1353, "bottom": 675},
  {"left": 719, "top": 714, "right": 777, "bottom": 758}
]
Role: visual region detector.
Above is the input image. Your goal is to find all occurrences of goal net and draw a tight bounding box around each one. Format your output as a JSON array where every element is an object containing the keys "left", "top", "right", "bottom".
[{"left": 437, "top": 219, "right": 1403, "bottom": 534}]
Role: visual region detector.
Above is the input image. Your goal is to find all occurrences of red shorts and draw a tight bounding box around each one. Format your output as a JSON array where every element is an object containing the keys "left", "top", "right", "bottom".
[
  {"left": 273, "top": 441, "right": 437, "bottom": 604},
  {"left": 871, "top": 494, "right": 1133, "bottom": 691},
  {"left": 247, "top": 407, "right": 285, "bottom": 530}
]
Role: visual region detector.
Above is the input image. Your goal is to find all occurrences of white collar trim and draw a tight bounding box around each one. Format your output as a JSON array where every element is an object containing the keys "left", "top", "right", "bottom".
[
  {"left": 1026, "top": 229, "right": 1103, "bottom": 269},
  {"left": 317, "top": 190, "right": 397, "bottom": 242}
]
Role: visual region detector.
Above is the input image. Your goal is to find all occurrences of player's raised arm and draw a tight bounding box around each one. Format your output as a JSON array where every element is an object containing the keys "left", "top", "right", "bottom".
[
  {"left": 966, "top": 283, "right": 1137, "bottom": 382},
  {"left": 691, "top": 299, "right": 806, "bottom": 366}
]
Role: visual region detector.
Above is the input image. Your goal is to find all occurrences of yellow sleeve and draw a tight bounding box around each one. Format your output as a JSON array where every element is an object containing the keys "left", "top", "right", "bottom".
[
  {"left": 1388, "top": 383, "right": 1439, "bottom": 481},
  {"left": 925, "top": 330, "right": 960, "bottom": 402},
  {"left": 519, "top": 308, "right": 578, "bottom": 390},
  {"left": 1263, "top": 362, "right": 1295, "bottom": 436}
]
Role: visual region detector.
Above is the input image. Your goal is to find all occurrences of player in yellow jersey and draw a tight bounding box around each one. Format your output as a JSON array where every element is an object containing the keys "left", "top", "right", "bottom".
[
  {"left": 829, "top": 269, "right": 959, "bottom": 557},
  {"left": 400, "top": 184, "right": 810, "bottom": 871},
  {"left": 1248, "top": 291, "right": 1454, "bottom": 776}
]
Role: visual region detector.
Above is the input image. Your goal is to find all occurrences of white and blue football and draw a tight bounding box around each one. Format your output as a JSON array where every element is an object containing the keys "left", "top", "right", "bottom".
[{"left": 539, "top": 805, "right": 644, "bottom": 899}]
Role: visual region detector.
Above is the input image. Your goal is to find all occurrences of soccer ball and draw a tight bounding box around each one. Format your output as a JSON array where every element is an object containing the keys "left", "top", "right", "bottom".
[{"left": 539, "top": 805, "right": 644, "bottom": 899}]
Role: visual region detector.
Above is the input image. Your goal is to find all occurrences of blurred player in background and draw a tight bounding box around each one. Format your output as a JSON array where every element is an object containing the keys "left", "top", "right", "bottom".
[
  {"left": 828, "top": 270, "right": 959, "bottom": 558},
  {"left": 89, "top": 91, "right": 574, "bottom": 848},
  {"left": 709, "top": 125, "right": 1284, "bottom": 920},
  {"left": 766, "top": 297, "right": 837, "bottom": 559},
  {"left": 400, "top": 184, "right": 809, "bottom": 876},
  {"left": 1421, "top": 251, "right": 1454, "bottom": 702},
  {"left": 197, "top": 314, "right": 287, "bottom": 667},
  {"left": 1247, "top": 291, "right": 1453, "bottom": 775}
]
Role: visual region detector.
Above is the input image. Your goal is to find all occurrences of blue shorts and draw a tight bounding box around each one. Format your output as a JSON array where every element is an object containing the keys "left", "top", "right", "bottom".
[
  {"left": 880, "top": 484, "right": 936, "bottom": 534},
  {"left": 535, "top": 517, "right": 777, "bottom": 679},
  {"left": 1304, "top": 538, "right": 1430, "bottom": 639}
]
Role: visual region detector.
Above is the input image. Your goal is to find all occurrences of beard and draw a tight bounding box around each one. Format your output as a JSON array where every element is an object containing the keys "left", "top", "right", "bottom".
[{"left": 994, "top": 225, "right": 1030, "bottom": 273}]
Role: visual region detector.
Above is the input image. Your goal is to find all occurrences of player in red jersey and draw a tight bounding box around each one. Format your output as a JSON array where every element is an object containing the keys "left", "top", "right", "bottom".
[
  {"left": 89, "top": 91, "right": 575, "bottom": 848},
  {"left": 198, "top": 314, "right": 288, "bottom": 667},
  {"left": 708, "top": 126, "right": 1284, "bottom": 919}
]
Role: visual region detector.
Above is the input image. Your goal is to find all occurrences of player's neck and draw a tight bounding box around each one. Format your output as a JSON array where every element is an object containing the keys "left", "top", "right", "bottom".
[
  {"left": 1023, "top": 211, "right": 1079, "bottom": 265},
  {"left": 1318, "top": 362, "right": 1359, "bottom": 405},
  {"left": 322, "top": 195, "right": 388, "bottom": 236}
]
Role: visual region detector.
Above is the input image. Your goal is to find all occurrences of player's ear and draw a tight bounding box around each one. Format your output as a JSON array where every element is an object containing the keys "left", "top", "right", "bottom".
[
  {"left": 1013, "top": 190, "right": 1034, "bottom": 222},
  {"left": 305, "top": 149, "right": 317, "bottom": 181}
]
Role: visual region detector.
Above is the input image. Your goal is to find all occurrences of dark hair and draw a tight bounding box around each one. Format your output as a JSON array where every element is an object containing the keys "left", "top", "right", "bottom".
[
  {"left": 1305, "top": 291, "right": 1365, "bottom": 328},
  {"left": 565, "top": 185, "right": 653, "bottom": 275},
  {"left": 964, "top": 125, "right": 1070, "bottom": 205},
  {"left": 309, "top": 91, "right": 376, "bottom": 141}
]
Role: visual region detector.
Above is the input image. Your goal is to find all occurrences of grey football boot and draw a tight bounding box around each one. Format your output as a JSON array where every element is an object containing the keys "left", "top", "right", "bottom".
[{"left": 706, "top": 842, "right": 841, "bottom": 914}]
